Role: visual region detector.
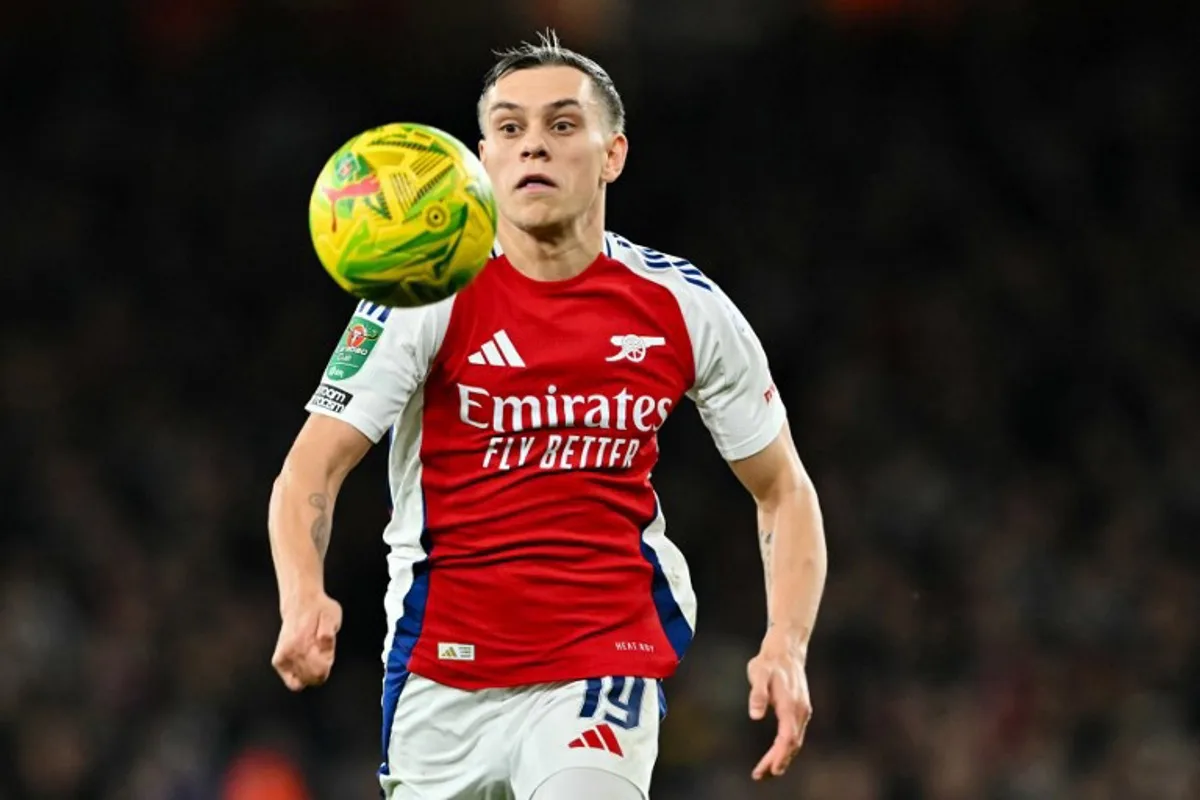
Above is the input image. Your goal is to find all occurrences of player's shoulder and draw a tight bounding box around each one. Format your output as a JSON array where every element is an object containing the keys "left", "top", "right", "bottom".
[
  {"left": 603, "top": 231, "right": 719, "bottom": 296},
  {"left": 337, "top": 296, "right": 455, "bottom": 373},
  {"left": 351, "top": 296, "right": 455, "bottom": 333},
  {"left": 602, "top": 231, "right": 752, "bottom": 329}
]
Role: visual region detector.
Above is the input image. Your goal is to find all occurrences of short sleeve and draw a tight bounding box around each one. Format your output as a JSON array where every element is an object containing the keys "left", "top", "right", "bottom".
[
  {"left": 686, "top": 287, "right": 786, "bottom": 461},
  {"left": 305, "top": 299, "right": 451, "bottom": 443}
]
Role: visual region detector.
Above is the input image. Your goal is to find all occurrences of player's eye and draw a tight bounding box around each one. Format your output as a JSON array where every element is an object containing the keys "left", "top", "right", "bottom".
[
  {"left": 498, "top": 122, "right": 521, "bottom": 136},
  {"left": 551, "top": 119, "right": 576, "bottom": 133}
]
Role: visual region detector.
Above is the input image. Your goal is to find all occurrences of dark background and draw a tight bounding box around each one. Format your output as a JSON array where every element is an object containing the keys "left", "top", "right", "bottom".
[{"left": 2, "top": 1, "right": 1198, "bottom": 798}]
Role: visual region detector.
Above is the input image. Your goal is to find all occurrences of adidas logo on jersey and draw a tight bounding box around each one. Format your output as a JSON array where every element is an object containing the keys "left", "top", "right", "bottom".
[
  {"left": 467, "top": 330, "right": 526, "bottom": 368},
  {"left": 567, "top": 723, "right": 624, "bottom": 757},
  {"left": 437, "top": 643, "right": 475, "bottom": 661}
]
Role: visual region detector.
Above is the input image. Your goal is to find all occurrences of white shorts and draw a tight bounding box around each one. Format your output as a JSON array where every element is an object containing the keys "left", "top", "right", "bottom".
[{"left": 379, "top": 673, "right": 663, "bottom": 799}]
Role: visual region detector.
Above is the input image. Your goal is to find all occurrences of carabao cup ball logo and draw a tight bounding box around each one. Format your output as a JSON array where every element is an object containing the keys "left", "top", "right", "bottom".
[
  {"left": 336, "top": 152, "right": 360, "bottom": 180},
  {"left": 322, "top": 151, "right": 381, "bottom": 233}
]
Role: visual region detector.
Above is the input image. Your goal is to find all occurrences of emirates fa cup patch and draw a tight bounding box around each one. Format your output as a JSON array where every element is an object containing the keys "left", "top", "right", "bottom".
[{"left": 326, "top": 316, "right": 382, "bottom": 380}]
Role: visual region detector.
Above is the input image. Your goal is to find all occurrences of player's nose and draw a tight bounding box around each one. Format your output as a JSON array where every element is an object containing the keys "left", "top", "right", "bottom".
[{"left": 520, "top": 135, "right": 549, "bottom": 161}]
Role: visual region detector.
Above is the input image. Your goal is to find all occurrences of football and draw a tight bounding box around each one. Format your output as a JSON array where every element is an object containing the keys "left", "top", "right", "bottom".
[{"left": 308, "top": 123, "right": 497, "bottom": 308}]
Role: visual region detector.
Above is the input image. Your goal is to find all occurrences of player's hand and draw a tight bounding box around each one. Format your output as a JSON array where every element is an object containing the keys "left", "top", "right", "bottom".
[
  {"left": 272, "top": 592, "right": 343, "bottom": 691},
  {"left": 746, "top": 627, "right": 812, "bottom": 781}
]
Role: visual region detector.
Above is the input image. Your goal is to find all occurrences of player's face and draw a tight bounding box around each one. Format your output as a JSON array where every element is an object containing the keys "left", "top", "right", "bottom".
[{"left": 480, "top": 66, "right": 627, "bottom": 234}]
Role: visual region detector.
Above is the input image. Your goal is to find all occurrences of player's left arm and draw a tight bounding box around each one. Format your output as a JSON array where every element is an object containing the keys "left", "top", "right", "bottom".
[
  {"left": 683, "top": 278, "right": 827, "bottom": 781},
  {"left": 728, "top": 424, "right": 826, "bottom": 781}
]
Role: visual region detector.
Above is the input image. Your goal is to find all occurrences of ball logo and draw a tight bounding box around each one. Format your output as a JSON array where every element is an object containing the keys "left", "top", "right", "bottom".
[{"left": 322, "top": 150, "right": 382, "bottom": 233}]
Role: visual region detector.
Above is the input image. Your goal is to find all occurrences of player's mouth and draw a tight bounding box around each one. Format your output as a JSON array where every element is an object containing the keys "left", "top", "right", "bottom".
[{"left": 515, "top": 174, "right": 557, "bottom": 193}]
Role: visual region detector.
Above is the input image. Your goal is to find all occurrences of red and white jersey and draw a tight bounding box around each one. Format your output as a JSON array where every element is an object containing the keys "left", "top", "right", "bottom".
[{"left": 305, "top": 232, "right": 786, "bottom": 690}]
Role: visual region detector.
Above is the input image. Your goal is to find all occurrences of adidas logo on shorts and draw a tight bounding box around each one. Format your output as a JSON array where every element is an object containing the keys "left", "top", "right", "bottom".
[{"left": 567, "top": 723, "right": 624, "bottom": 757}]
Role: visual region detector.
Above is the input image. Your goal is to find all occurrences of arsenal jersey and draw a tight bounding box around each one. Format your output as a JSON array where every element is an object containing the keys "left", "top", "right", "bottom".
[{"left": 305, "top": 232, "right": 786, "bottom": 690}]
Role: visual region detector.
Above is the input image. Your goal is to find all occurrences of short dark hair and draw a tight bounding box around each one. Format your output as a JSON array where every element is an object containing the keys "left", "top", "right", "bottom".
[{"left": 478, "top": 30, "right": 626, "bottom": 135}]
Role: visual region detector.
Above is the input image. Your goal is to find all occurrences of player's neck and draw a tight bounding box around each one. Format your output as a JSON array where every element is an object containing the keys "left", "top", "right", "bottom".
[{"left": 498, "top": 210, "right": 605, "bottom": 283}]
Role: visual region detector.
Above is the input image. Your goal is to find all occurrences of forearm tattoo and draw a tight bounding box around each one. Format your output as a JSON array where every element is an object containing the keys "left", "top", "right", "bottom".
[
  {"left": 309, "top": 493, "right": 331, "bottom": 559},
  {"left": 759, "top": 529, "right": 774, "bottom": 609}
]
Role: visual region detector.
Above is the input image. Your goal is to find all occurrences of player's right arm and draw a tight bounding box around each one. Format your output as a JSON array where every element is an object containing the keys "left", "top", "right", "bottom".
[
  {"left": 268, "top": 299, "right": 449, "bottom": 691},
  {"left": 268, "top": 414, "right": 370, "bottom": 690}
]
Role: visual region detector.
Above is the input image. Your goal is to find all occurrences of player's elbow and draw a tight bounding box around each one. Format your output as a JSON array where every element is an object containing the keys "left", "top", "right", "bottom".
[
  {"left": 267, "top": 456, "right": 326, "bottom": 538},
  {"left": 285, "top": 413, "right": 373, "bottom": 488},
  {"left": 270, "top": 470, "right": 290, "bottom": 504},
  {"left": 743, "top": 442, "right": 816, "bottom": 514},
  {"left": 268, "top": 464, "right": 307, "bottom": 514},
  {"left": 274, "top": 445, "right": 333, "bottom": 500},
  {"left": 271, "top": 437, "right": 329, "bottom": 509},
  {"left": 757, "top": 468, "right": 817, "bottom": 516}
]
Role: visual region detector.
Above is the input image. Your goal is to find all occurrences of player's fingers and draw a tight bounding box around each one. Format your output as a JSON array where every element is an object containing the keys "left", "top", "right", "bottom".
[
  {"left": 316, "top": 649, "right": 336, "bottom": 681},
  {"left": 277, "top": 667, "right": 304, "bottom": 692},
  {"left": 771, "top": 747, "right": 796, "bottom": 777},
  {"left": 747, "top": 662, "right": 771, "bottom": 720},
  {"left": 759, "top": 693, "right": 802, "bottom": 778},
  {"left": 271, "top": 644, "right": 295, "bottom": 676},
  {"left": 299, "top": 645, "right": 336, "bottom": 684},
  {"left": 753, "top": 737, "right": 797, "bottom": 781},
  {"left": 772, "top": 689, "right": 799, "bottom": 743},
  {"left": 290, "top": 654, "right": 321, "bottom": 683},
  {"left": 752, "top": 741, "right": 788, "bottom": 781},
  {"left": 771, "top": 730, "right": 797, "bottom": 777},
  {"left": 794, "top": 699, "right": 813, "bottom": 750},
  {"left": 315, "top": 608, "right": 340, "bottom": 649},
  {"left": 751, "top": 750, "right": 773, "bottom": 781}
]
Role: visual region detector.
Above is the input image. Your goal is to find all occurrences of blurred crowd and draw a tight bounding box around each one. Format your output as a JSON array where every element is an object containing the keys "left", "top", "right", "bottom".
[{"left": 2, "top": 2, "right": 1198, "bottom": 798}]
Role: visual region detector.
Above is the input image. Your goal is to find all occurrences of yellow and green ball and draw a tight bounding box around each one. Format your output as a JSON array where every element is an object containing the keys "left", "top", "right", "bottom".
[{"left": 309, "top": 123, "right": 496, "bottom": 308}]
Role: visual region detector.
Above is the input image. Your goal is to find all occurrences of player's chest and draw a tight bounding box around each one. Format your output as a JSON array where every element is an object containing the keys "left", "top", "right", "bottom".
[{"left": 425, "top": 279, "right": 694, "bottom": 437}]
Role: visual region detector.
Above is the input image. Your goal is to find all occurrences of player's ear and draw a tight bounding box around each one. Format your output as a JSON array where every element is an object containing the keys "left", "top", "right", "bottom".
[
  {"left": 601, "top": 132, "right": 628, "bottom": 184},
  {"left": 478, "top": 139, "right": 488, "bottom": 166}
]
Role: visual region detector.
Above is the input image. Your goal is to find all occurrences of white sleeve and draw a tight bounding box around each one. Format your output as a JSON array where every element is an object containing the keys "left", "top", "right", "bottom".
[
  {"left": 304, "top": 299, "right": 450, "bottom": 443},
  {"left": 686, "top": 286, "right": 786, "bottom": 461}
]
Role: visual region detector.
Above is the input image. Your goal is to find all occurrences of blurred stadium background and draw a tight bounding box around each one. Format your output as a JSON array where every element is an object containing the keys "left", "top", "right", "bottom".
[{"left": 2, "top": 1, "right": 1199, "bottom": 798}]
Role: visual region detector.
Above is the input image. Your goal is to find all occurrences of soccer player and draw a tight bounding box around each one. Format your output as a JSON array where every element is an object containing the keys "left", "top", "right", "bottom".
[{"left": 268, "top": 32, "right": 828, "bottom": 800}]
